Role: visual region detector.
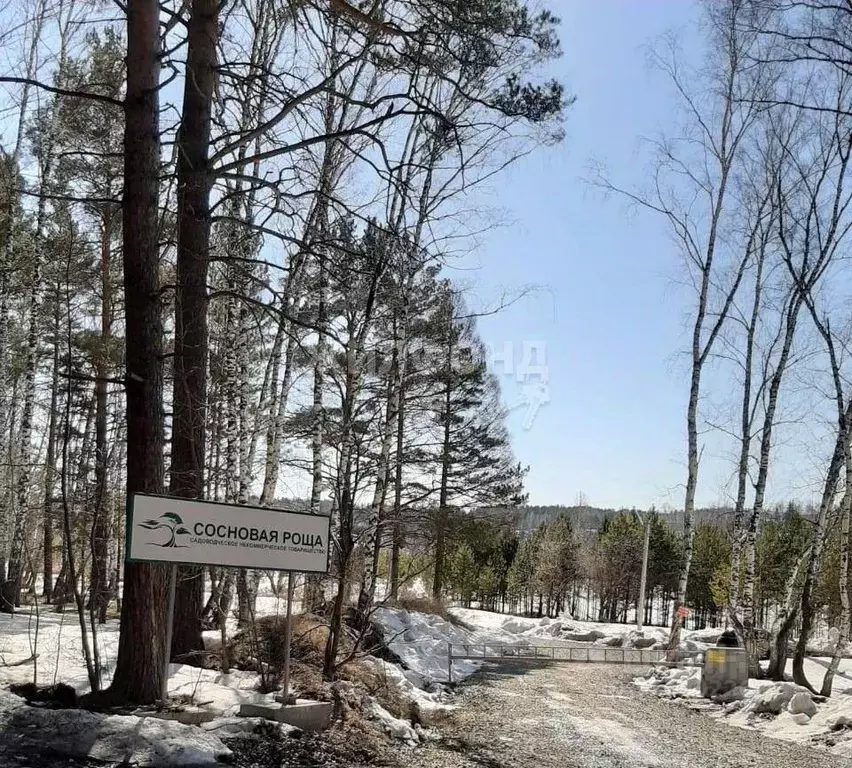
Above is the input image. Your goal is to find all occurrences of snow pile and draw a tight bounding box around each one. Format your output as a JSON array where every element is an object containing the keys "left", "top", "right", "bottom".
[
  {"left": 360, "top": 655, "right": 451, "bottom": 713},
  {"left": 635, "top": 662, "right": 704, "bottom": 699},
  {"left": 167, "top": 664, "right": 276, "bottom": 715},
  {"left": 448, "top": 607, "right": 715, "bottom": 653},
  {"left": 0, "top": 690, "right": 231, "bottom": 766},
  {"left": 372, "top": 607, "right": 485, "bottom": 685},
  {"left": 635, "top": 659, "right": 852, "bottom": 757},
  {"left": 365, "top": 698, "right": 421, "bottom": 744},
  {"left": 371, "top": 606, "right": 585, "bottom": 687}
]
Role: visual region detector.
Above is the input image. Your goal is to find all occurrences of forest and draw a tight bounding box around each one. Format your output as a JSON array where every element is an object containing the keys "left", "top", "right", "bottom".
[
  {"left": 3, "top": 0, "right": 852, "bottom": 712},
  {"left": 441, "top": 503, "right": 823, "bottom": 634},
  {"left": 0, "top": 0, "right": 563, "bottom": 705}
]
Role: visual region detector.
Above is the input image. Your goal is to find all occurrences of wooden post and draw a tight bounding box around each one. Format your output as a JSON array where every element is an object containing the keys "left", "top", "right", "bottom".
[{"left": 447, "top": 643, "right": 452, "bottom": 683}]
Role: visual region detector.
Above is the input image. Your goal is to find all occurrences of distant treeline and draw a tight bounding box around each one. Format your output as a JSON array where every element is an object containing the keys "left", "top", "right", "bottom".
[{"left": 498, "top": 503, "right": 815, "bottom": 535}]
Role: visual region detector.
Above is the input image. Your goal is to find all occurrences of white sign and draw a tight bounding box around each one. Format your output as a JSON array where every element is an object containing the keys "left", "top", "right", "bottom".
[{"left": 127, "top": 493, "right": 330, "bottom": 573}]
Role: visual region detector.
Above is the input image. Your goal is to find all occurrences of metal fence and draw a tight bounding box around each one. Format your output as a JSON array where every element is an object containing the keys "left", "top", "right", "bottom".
[{"left": 446, "top": 642, "right": 685, "bottom": 682}]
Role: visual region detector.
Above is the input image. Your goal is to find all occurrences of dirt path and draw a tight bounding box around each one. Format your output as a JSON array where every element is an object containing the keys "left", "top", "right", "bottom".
[{"left": 411, "top": 662, "right": 852, "bottom": 768}]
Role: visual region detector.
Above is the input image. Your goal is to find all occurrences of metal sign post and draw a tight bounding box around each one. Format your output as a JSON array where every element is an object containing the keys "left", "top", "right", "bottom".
[
  {"left": 161, "top": 563, "right": 177, "bottom": 703},
  {"left": 281, "top": 571, "right": 295, "bottom": 704},
  {"left": 126, "top": 494, "right": 330, "bottom": 707}
]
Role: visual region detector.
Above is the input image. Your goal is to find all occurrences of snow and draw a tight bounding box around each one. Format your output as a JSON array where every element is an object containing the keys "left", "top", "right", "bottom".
[
  {"left": 167, "top": 664, "right": 277, "bottom": 715},
  {"left": 0, "top": 689, "right": 231, "bottom": 766},
  {"left": 360, "top": 655, "right": 451, "bottom": 713},
  {"left": 635, "top": 657, "right": 852, "bottom": 757},
  {"left": 448, "top": 607, "right": 716, "bottom": 652},
  {"left": 0, "top": 610, "right": 122, "bottom": 693},
  {"left": 0, "top": 609, "right": 281, "bottom": 764},
  {"left": 373, "top": 607, "right": 485, "bottom": 684},
  {"left": 365, "top": 698, "right": 421, "bottom": 743},
  {"left": 0, "top": 610, "right": 275, "bottom": 713}
]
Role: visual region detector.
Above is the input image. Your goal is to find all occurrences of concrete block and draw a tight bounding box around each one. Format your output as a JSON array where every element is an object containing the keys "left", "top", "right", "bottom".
[
  {"left": 144, "top": 707, "right": 223, "bottom": 725},
  {"left": 238, "top": 700, "right": 333, "bottom": 732}
]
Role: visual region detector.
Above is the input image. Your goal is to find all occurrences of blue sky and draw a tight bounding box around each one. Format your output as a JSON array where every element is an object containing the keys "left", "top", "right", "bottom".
[{"left": 457, "top": 0, "right": 748, "bottom": 510}]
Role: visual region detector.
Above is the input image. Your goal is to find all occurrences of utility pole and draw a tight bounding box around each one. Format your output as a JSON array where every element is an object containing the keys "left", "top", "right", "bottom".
[{"left": 635, "top": 510, "right": 651, "bottom": 631}]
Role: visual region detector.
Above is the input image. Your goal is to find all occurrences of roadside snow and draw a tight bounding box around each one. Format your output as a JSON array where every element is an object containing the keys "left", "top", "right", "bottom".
[
  {"left": 635, "top": 658, "right": 852, "bottom": 758},
  {"left": 0, "top": 611, "right": 274, "bottom": 714},
  {"left": 0, "top": 689, "right": 231, "bottom": 766},
  {"left": 448, "top": 607, "right": 716, "bottom": 652},
  {"left": 360, "top": 655, "right": 451, "bottom": 713},
  {"left": 372, "top": 607, "right": 484, "bottom": 684}
]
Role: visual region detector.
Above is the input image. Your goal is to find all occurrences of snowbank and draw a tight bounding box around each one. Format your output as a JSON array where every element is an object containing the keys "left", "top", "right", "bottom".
[
  {"left": 372, "top": 607, "right": 484, "bottom": 684},
  {"left": 448, "top": 607, "right": 715, "bottom": 652},
  {"left": 0, "top": 610, "right": 283, "bottom": 763},
  {"left": 0, "top": 690, "right": 231, "bottom": 766},
  {"left": 635, "top": 658, "right": 852, "bottom": 757},
  {"left": 0, "top": 611, "right": 275, "bottom": 713}
]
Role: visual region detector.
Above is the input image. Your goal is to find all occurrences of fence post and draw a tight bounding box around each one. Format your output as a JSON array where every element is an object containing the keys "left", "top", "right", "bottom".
[{"left": 447, "top": 643, "right": 453, "bottom": 684}]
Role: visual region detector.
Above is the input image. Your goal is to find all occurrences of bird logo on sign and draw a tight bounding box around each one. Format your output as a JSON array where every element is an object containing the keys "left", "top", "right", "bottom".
[{"left": 139, "top": 512, "right": 191, "bottom": 548}]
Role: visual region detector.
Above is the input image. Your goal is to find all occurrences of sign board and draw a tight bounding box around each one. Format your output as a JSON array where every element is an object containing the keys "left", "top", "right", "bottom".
[
  {"left": 676, "top": 606, "right": 691, "bottom": 618},
  {"left": 127, "top": 493, "right": 330, "bottom": 573}
]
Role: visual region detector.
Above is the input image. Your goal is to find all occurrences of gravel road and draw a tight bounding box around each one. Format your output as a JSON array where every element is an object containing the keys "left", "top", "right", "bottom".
[
  {"left": 6, "top": 663, "right": 852, "bottom": 767},
  {"left": 412, "top": 662, "right": 852, "bottom": 768}
]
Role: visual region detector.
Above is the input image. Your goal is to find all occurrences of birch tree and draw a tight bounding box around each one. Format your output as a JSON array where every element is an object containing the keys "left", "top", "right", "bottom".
[{"left": 594, "top": 0, "right": 773, "bottom": 649}]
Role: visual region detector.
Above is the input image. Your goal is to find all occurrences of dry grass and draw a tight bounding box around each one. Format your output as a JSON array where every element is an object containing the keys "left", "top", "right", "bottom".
[
  {"left": 395, "top": 596, "right": 451, "bottom": 620},
  {"left": 227, "top": 611, "right": 428, "bottom": 736},
  {"left": 228, "top": 613, "right": 358, "bottom": 688},
  {"left": 338, "top": 660, "right": 410, "bottom": 720},
  {"left": 394, "top": 596, "right": 475, "bottom": 630}
]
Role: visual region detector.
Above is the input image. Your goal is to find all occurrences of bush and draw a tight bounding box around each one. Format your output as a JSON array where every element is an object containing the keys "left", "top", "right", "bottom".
[
  {"left": 396, "top": 596, "right": 451, "bottom": 621},
  {"left": 229, "top": 613, "right": 352, "bottom": 688}
]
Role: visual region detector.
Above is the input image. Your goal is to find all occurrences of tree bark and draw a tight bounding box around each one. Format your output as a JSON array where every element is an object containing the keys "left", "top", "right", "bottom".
[
  {"left": 42, "top": 282, "right": 62, "bottom": 601},
  {"left": 821, "top": 481, "right": 851, "bottom": 696},
  {"left": 793, "top": 414, "right": 848, "bottom": 690},
  {"left": 91, "top": 209, "right": 114, "bottom": 624},
  {"left": 169, "top": 0, "right": 219, "bottom": 660},
  {"left": 356, "top": 351, "right": 397, "bottom": 620},
  {"left": 432, "top": 300, "right": 453, "bottom": 601},
  {"left": 106, "top": 0, "right": 167, "bottom": 706}
]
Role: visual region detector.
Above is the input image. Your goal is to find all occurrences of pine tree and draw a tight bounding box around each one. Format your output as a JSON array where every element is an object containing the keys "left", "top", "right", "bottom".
[{"left": 428, "top": 287, "right": 527, "bottom": 599}]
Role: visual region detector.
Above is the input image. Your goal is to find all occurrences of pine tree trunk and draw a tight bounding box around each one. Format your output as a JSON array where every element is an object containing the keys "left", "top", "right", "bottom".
[
  {"left": 91, "top": 210, "right": 114, "bottom": 624},
  {"left": 234, "top": 297, "right": 258, "bottom": 626},
  {"left": 389, "top": 369, "right": 406, "bottom": 602},
  {"left": 168, "top": 0, "right": 219, "bottom": 661},
  {"left": 106, "top": 0, "right": 167, "bottom": 706},
  {"left": 357, "top": 354, "right": 398, "bottom": 620},
  {"left": 324, "top": 453, "right": 354, "bottom": 680},
  {"left": 305, "top": 245, "right": 327, "bottom": 613},
  {"left": 432, "top": 311, "right": 453, "bottom": 601},
  {"left": 42, "top": 286, "right": 62, "bottom": 601}
]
